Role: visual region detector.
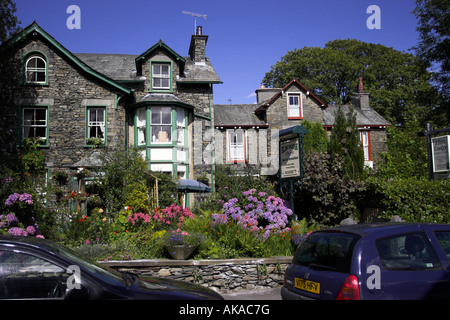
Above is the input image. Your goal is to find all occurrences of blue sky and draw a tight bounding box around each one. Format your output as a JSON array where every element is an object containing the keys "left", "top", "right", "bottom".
[{"left": 14, "top": 0, "right": 420, "bottom": 104}]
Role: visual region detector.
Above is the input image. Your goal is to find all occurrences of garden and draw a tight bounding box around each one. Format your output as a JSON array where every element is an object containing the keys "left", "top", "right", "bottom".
[{"left": 0, "top": 146, "right": 316, "bottom": 261}]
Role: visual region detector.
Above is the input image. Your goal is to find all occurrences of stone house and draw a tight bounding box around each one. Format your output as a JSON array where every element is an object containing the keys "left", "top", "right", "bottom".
[
  {"left": 214, "top": 78, "right": 391, "bottom": 175},
  {"left": 0, "top": 22, "right": 390, "bottom": 206},
  {"left": 0, "top": 22, "right": 221, "bottom": 206}
]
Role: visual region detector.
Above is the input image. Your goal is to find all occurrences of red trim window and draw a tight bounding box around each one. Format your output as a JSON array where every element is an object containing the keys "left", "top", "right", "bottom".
[
  {"left": 228, "top": 130, "right": 246, "bottom": 163},
  {"left": 287, "top": 93, "right": 303, "bottom": 119},
  {"left": 360, "top": 131, "right": 372, "bottom": 161}
]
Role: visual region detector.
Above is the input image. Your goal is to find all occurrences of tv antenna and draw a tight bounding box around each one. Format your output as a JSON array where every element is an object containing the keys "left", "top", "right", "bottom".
[{"left": 182, "top": 11, "right": 207, "bottom": 32}]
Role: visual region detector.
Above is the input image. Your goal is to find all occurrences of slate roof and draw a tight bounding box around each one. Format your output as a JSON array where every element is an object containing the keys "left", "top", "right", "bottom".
[
  {"left": 140, "top": 93, "right": 184, "bottom": 103},
  {"left": 71, "top": 151, "right": 104, "bottom": 168},
  {"left": 75, "top": 53, "right": 138, "bottom": 81},
  {"left": 323, "top": 104, "right": 391, "bottom": 127},
  {"left": 214, "top": 104, "right": 267, "bottom": 127},
  {"left": 178, "top": 58, "right": 221, "bottom": 83},
  {"left": 74, "top": 53, "right": 221, "bottom": 83}
]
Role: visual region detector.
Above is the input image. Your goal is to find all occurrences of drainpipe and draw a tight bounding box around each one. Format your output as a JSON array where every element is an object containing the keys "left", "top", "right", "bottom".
[{"left": 209, "top": 83, "right": 215, "bottom": 192}]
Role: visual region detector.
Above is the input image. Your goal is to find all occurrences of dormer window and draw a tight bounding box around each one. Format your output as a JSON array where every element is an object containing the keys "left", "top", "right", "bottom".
[
  {"left": 152, "top": 62, "right": 170, "bottom": 90},
  {"left": 25, "top": 55, "right": 47, "bottom": 84}
]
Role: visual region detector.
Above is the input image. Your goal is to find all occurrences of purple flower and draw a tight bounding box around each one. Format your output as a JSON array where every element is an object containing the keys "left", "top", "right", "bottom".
[
  {"left": 26, "top": 225, "right": 36, "bottom": 235},
  {"left": 6, "top": 214, "right": 18, "bottom": 226},
  {"left": 5, "top": 193, "right": 20, "bottom": 206},
  {"left": 8, "top": 227, "right": 25, "bottom": 236},
  {"left": 2, "top": 177, "right": 12, "bottom": 184},
  {"left": 19, "top": 193, "right": 33, "bottom": 205}
]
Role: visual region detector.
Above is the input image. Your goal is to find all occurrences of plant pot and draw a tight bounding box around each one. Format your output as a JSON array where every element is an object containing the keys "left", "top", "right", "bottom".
[{"left": 164, "top": 245, "right": 197, "bottom": 260}]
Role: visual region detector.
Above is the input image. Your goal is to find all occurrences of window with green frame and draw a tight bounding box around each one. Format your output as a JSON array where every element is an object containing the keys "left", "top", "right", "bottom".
[
  {"left": 151, "top": 62, "right": 171, "bottom": 91},
  {"left": 134, "top": 106, "right": 188, "bottom": 147},
  {"left": 85, "top": 106, "right": 106, "bottom": 146},
  {"left": 21, "top": 106, "right": 48, "bottom": 146}
]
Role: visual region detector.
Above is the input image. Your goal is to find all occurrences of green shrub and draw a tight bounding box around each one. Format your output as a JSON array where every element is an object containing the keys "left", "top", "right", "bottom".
[
  {"left": 297, "top": 152, "right": 365, "bottom": 225},
  {"left": 302, "top": 120, "right": 328, "bottom": 154},
  {"left": 367, "top": 177, "right": 450, "bottom": 223}
]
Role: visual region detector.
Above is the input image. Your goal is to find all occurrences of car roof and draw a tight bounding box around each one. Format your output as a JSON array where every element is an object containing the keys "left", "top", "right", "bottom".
[
  {"left": 321, "top": 222, "right": 450, "bottom": 237},
  {"left": 0, "top": 235, "right": 64, "bottom": 255}
]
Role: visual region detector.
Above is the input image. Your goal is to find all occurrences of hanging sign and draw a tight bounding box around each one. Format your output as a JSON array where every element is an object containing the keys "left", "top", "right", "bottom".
[
  {"left": 432, "top": 135, "right": 450, "bottom": 173},
  {"left": 280, "top": 138, "right": 301, "bottom": 179}
]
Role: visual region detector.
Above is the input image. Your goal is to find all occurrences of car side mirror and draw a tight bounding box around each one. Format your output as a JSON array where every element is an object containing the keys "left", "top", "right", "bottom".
[{"left": 65, "top": 285, "right": 90, "bottom": 300}]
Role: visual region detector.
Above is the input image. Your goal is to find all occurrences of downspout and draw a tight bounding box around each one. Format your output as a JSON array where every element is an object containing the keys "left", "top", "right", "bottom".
[{"left": 209, "top": 83, "right": 215, "bottom": 193}]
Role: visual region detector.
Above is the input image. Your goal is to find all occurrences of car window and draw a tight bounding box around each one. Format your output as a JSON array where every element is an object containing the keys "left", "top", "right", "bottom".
[
  {"left": 293, "top": 232, "right": 360, "bottom": 273},
  {"left": 376, "top": 232, "right": 441, "bottom": 271},
  {"left": 434, "top": 231, "right": 450, "bottom": 261},
  {"left": 0, "top": 250, "right": 69, "bottom": 299}
]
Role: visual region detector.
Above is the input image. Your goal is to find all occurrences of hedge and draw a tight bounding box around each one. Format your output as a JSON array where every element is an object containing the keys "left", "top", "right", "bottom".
[{"left": 368, "top": 177, "right": 450, "bottom": 223}]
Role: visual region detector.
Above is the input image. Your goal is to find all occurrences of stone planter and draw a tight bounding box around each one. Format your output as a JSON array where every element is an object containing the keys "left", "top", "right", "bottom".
[{"left": 164, "top": 245, "right": 197, "bottom": 260}]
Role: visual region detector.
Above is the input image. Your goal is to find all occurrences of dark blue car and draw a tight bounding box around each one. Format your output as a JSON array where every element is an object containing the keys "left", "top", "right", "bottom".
[
  {"left": 0, "top": 235, "right": 223, "bottom": 300},
  {"left": 282, "top": 223, "right": 450, "bottom": 300}
]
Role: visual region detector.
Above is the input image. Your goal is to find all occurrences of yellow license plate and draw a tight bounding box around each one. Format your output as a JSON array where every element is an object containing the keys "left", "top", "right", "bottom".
[{"left": 295, "top": 277, "right": 320, "bottom": 294}]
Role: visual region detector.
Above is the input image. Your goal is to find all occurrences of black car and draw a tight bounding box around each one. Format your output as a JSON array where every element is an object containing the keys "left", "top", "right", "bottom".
[{"left": 0, "top": 235, "right": 223, "bottom": 300}]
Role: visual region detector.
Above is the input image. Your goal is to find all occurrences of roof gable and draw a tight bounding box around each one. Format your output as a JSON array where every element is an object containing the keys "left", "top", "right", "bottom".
[
  {"left": 135, "top": 40, "right": 186, "bottom": 74},
  {"left": 2, "top": 22, "right": 131, "bottom": 95},
  {"left": 255, "top": 79, "right": 327, "bottom": 112}
]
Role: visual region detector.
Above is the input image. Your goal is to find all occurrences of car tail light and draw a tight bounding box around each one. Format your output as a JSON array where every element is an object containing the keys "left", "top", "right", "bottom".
[{"left": 336, "top": 275, "right": 360, "bottom": 300}]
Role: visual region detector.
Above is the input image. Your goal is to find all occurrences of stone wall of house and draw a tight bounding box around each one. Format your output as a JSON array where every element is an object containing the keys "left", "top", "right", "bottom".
[
  {"left": 5, "top": 37, "right": 126, "bottom": 172},
  {"left": 368, "top": 129, "right": 388, "bottom": 163},
  {"left": 265, "top": 85, "right": 324, "bottom": 132},
  {"left": 101, "top": 256, "right": 291, "bottom": 293}
]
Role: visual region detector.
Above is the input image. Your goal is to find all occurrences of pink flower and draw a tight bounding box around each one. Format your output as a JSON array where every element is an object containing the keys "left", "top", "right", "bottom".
[{"left": 86, "top": 240, "right": 90, "bottom": 244}]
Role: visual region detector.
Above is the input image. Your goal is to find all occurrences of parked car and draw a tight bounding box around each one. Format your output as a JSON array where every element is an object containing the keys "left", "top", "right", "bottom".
[
  {"left": 282, "top": 223, "right": 450, "bottom": 300},
  {"left": 0, "top": 235, "right": 223, "bottom": 300}
]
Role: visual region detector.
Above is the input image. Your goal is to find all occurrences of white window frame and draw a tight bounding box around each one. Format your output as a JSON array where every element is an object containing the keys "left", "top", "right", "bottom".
[
  {"left": 87, "top": 107, "right": 106, "bottom": 141},
  {"left": 176, "top": 108, "right": 186, "bottom": 145},
  {"left": 152, "top": 63, "right": 170, "bottom": 90},
  {"left": 151, "top": 107, "right": 172, "bottom": 143},
  {"left": 25, "top": 55, "right": 47, "bottom": 84},
  {"left": 22, "top": 107, "right": 47, "bottom": 142},
  {"left": 360, "top": 130, "right": 371, "bottom": 161},
  {"left": 137, "top": 107, "right": 147, "bottom": 146},
  {"left": 287, "top": 93, "right": 302, "bottom": 119},
  {"left": 228, "top": 130, "right": 246, "bottom": 162}
]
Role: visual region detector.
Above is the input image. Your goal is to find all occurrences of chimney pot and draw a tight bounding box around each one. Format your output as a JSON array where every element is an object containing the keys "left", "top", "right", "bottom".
[
  {"left": 358, "top": 77, "right": 364, "bottom": 92},
  {"left": 196, "top": 26, "right": 203, "bottom": 35}
]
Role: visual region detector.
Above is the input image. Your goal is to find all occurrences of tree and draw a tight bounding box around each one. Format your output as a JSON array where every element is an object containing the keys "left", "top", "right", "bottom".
[
  {"left": 328, "top": 106, "right": 365, "bottom": 180},
  {"left": 262, "top": 39, "right": 439, "bottom": 126},
  {"left": 0, "top": 0, "right": 21, "bottom": 44},
  {"left": 376, "top": 119, "right": 428, "bottom": 179},
  {"left": 413, "top": 0, "right": 450, "bottom": 126},
  {"left": 301, "top": 120, "right": 328, "bottom": 155}
]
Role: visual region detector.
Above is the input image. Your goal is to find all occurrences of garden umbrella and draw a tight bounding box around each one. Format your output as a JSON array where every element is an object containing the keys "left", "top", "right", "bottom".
[{"left": 176, "top": 179, "right": 212, "bottom": 193}]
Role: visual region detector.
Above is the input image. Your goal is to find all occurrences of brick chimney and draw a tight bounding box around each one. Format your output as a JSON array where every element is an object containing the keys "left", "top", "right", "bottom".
[{"left": 189, "top": 26, "right": 208, "bottom": 63}]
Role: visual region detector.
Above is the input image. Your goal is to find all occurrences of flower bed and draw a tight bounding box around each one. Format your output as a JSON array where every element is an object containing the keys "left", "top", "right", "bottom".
[{"left": 1, "top": 185, "right": 316, "bottom": 261}]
